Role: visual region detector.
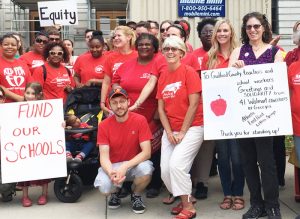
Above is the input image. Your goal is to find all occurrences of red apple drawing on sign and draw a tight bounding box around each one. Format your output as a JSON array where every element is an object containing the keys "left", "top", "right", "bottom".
[{"left": 210, "top": 95, "right": 227, "bottom": 116}]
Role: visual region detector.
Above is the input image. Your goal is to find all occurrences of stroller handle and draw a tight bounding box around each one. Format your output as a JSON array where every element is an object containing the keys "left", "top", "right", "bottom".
[{"left": 65, "top": 127, "right": 97, "bottom": 134}]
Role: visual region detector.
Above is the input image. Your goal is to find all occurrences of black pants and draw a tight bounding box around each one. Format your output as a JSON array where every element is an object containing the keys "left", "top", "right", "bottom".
[
  {"left": 239, "top": 137, "right": 279, "bottom": 209},
  {"left": 273, "top": 136, "right": 286, "bottom": 186},
  {"left": 147, "top": 149, "right": 163, "bottom": 190}
]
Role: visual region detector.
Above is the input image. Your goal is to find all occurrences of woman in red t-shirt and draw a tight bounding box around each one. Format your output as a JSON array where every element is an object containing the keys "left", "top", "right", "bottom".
[
  {"left": 0, "top": 34, "right": 32, "bottom": 102},
  {"left": 100, "top": 26, "right": 137, "bottom": 114},
  {"left": 73, "top": 31, "right": 106, "bottom": 88},
  {"left": 32, "top": 42, "right": 74, "bottom": 102},
  {"left": 112, "top": 33, "right": 163, "bottom": 198},
  {"left": 157, "top": 36, "right": 204, "bottom": 219}
]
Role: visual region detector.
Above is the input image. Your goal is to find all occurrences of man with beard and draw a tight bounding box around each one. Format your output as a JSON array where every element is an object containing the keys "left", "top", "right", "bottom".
[{"left": 94, "top": 88, "right": 153, "bottom": 214}]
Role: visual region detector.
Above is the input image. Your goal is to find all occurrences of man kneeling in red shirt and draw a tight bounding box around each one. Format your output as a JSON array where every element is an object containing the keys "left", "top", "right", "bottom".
[{"left": 94, "top": 88, "right": 153, "bottom": 214}]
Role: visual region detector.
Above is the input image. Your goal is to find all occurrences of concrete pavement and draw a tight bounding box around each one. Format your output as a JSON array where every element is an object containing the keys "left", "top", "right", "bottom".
[{"left": 0, "top": 161, "right": 299, "bottom": 219}]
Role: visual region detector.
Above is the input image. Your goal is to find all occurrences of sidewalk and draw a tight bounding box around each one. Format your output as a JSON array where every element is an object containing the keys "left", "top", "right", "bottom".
[{"left": 0, "top": 161, "right": 299, "bottom": 219}]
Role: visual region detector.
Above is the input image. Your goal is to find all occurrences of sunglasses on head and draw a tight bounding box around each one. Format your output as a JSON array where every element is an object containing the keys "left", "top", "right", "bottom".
[
  {"left": 246, "top": 24, "right": 262, "bottom": 30},
  {"left": 162, "top": 47, "right": 179, "bottom": 53},
  {"left": 35, "top": 38, "right": 48, "bottom": 44},
  {"left": 49, "top": 51, "right": 64, "bottom": 56}
]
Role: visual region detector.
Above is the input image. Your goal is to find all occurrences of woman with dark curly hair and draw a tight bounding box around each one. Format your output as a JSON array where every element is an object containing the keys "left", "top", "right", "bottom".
[
  {"left": 229, "top": 12, "right": 283, "bottom": 219},
  {"left": 32, "top": 42, "right": 74, "bottom": 102}
]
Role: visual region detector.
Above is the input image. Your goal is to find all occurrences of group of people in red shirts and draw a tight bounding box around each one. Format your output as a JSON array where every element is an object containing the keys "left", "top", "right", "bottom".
[{"left": 1, "top": 12, "right": 300, "bottom": 219}]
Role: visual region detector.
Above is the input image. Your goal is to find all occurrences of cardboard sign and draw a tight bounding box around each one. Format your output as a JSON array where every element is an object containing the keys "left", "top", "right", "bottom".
[
  {"left": 0, "top": 99, "right": 67, "bottom": 183},
  {"left": 38, "top": 1, "right": 78, "bottom": 27},
  {"left": 202, "top": 62, "right": 293, "bottom": 140}
]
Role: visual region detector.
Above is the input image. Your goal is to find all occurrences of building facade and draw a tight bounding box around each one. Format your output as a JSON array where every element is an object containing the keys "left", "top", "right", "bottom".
[{"left": 0, "top": 0, "right": 299, "bottom": 54}]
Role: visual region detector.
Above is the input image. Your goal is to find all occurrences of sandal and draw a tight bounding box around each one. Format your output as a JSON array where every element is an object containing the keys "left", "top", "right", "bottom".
[
  {"left": 172, "top": 209, "right": 196, "bottom": 219},
  {"left": 171, "top": 199, "right": 197, "bottom": 215},
  {"left": 232, "top": 197, "right": 245, "bottom": 210},
  {"left": 163, "top": 193, "right": 178, "bottom": 205},
  {"left": 37, "top": 195, "right": 48, "bottom": 205},
  {"left": 22, "top": 197, "right": 32, "bottom": 207},
  {"left": 220, "top": 197, "right": 233, "bottom": 210}
]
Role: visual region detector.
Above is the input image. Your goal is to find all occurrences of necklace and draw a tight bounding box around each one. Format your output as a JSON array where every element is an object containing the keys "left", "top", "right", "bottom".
[{"left": 252, "top": 43, "right": 264, "bottom": 52}]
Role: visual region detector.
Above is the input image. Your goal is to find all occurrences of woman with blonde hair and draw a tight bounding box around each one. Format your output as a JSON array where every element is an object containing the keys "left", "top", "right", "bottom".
[
  {"left": 202, "top": 19, "right": 245, "bottom": 211},
  {"left": 100, "top": 25, "right": 137, "bottom": 115},
  {"left": 158, "top": 35, "right": 204, "bottom": 219}
]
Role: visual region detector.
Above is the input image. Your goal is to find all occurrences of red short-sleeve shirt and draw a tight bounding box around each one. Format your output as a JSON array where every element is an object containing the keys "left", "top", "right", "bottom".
[
  {"left": 20, "top": 51, "right": 45, "bottom": 74},
  {"left": 97, "top": 112, "right": 152, "bottom": 163},
  {"left": 156, "top": 64, "right": 203, "bottom": 131}
]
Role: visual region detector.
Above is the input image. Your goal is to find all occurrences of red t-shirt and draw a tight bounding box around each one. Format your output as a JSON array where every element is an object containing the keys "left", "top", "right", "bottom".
[
  {"left": 97, "top": 112, "right": 152, "bottom": 163},
  {"left": 19, "top": 51, "right": 45, "bottom": 74},
  {"left": 201, "top": 52, "right": 229, "bottom": 70},
  {"left": 112, "top": 58, "right": 157, "bottom": 122},
  {"left": 152, "top": 53, "right": 200, "bottom": 78},
  {"left": 156, "top": 64, "right": 203, "bottom": 131},
  {"left": 32, "top": 63, "right": 75, "bottom": 102},
  {"left": 193, "top": 47, "right": 208, "bottom": 70},
  {"left": 288, "top": 61, "right": 300, "bottom": 135},
  {"left": 104, "top": 51, "right": 138, "bottom": 78},
  {"left": 0, "top": 56, "right": 32, "bottom": 102},
  {"left": 73, "top": 53, "right": 106, "bottom": 84}
]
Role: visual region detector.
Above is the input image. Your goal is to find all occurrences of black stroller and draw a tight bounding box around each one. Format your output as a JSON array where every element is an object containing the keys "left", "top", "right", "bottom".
[{"left": 54, "top": 86, "right": 102, "bottom": 203}]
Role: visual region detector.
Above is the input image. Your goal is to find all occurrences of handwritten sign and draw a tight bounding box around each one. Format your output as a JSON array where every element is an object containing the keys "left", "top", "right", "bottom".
[
  {"left": 202, "top": 62, "right": 293, "bottom": 140},
  {"left": 0, "top": 99, "right": 67, "bottom": 183},
  {"left": 38, "top": 1, "right": 78, "bottom": 27}
]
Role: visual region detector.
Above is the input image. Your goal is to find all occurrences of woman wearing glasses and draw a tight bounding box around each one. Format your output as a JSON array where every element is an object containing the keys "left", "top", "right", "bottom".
[
  {"left": 32, "top": 42, "right": 74, "bottom": 102},
  {"left": 157, "top": 36, "right": 203, "bottom": 219},
  {"left": 20, "top": 31, "right": 48, "bottom": 74},
  {"left": 229, "top": 12, "right": 283, "bottom": 219}
]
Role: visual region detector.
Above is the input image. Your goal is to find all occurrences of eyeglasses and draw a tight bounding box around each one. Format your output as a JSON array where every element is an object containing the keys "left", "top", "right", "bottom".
[
  {"left": 160, "top": 28, "right": 167, "bottom": 33},
  {"left": 162, "top": 47, "right": 179, "bottom": 53},
  {"left": 49, "top": 37, "right": 60, "bottom": 42},
  {"left": 35, "top": 38, "right": 48, "bottom": 44},
  {"left": 200, "top": 30, "right": 213, "bottom": 36},
  {"left": 49, "top": 51, "right": 64, "bottom": 56},
  {"left": 246, "top": 24, "right": 262, "bottom": 30}
]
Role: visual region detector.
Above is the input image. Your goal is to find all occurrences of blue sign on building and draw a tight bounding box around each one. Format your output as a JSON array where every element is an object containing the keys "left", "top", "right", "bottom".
[{"left": 178, "top": 0, "right": 225, "bottom": 17}]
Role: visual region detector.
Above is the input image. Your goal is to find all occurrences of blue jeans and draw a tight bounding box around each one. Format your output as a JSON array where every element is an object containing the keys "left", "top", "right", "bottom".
[
  {"left": 66, "top": 140, "right": 94, "bottom": 157},
  {"left": 294, "top": 135, "right": 300, "bottom": 162},
  {"left": 216, "top": 139, "right": 244, "bottom": 197}
]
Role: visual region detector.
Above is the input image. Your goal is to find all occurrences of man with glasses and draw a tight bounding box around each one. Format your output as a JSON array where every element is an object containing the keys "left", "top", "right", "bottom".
[
  {"left": 94, "top": 88, "right": 153, "bottom": 214},
  {"left": 20, "top": 31, "right": 49, "bottom": 74},
  {"left": 47, "top": 29, "right": 61, "bottom": 43},
  {"left": 147, "top": 20, "right": 159, "bottom": 37}
]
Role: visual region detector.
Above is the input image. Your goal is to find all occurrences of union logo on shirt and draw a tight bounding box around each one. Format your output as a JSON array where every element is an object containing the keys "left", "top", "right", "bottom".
[
  {"left": 293, "top": 73, "right": 300, "bottom": 85},
  {"left": 140, "top": 72, "right": 151, "bottom": 79},
  {"left": 32, "top": 60, "right": 44, "bottom": 68},
  {"left": 95, "top": 65, "right": 104, "bottom": 74},
  {"left": 112, "top": 62, "right": 122, "bottom": 75},
  {"left": 50, "top": 73, "right": 71, "bottom": 87},
  {"left": 161, "top": 81, "right": 182, "bottom": 99}
]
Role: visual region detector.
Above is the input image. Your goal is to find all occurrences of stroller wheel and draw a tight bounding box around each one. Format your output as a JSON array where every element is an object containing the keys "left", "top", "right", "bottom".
[{"left": 54, "top": 174, "right": 83, "bottom": 203}]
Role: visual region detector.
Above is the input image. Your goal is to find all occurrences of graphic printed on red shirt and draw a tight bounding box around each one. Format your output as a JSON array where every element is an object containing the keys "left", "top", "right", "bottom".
[
  {"left": 104, "top": 51, "right": 138, "bottom": 78},
  {"left": 288, "top": 61, "right": 300, "bottom": 135},
  {"left": 193, "top": 47, "right": 207, "bottom": 70},
  {"left": 113, "top": 58, "right": 157, "bottom": 122},
  {"left": 97, "top": 112, "right": 152, "bottom": 163},
  {"left": 74, "top": 53, "right": 106, "bottom": 84},
  {"left": 0, "top": 56, "right": 32, "bottom": 102},
  {"left": 19, "top": 51, "right": 45, "bottom": 74},
  {"left": 156, "top": 64, "right": 203, "bottom": 131},
  {"left": 32, "top": 63, "right": 75, "bottom": 102}
]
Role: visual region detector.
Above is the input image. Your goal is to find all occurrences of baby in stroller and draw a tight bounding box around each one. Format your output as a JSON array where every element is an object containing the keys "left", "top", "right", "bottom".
[{"left": 65, "top": 114, "right": 94, "bottom": 162}]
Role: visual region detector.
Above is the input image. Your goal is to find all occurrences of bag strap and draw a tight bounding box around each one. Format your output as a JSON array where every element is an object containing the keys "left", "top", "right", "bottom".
[
  {"left": 42, "top": 64, "right": 71, "bottom": 81},
  {"left": 271, "top": 46, "right": 277, "bottom": 63}
]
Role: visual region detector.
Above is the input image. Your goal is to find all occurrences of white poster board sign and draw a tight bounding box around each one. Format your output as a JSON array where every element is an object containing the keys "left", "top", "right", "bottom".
[
  {"left": 202, "top": 62, "right": 293, "bottom": 140},
  {"left": 0, "top": 99, "right": 67, "bottom": 183},
  {"left": 38, "top": 1, "right": 78, "bottom": 27}
]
